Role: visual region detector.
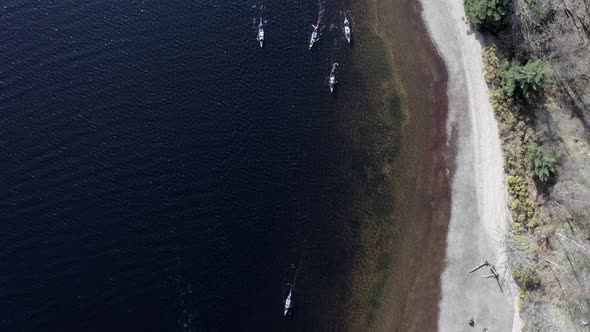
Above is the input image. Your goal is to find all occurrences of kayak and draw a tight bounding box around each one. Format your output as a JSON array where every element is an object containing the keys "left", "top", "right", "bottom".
[
  {"left": 257, "top": 19, "right": 264, "bottom": 47},
  {"left": 309, "top": 25, "right": 318, "bottom": 50},
  {"left": 284, "top": 288, "right": 292, "bottom": 316},
  {"left": 329, "top": 63, "right": 338, "bottom": 93},
  {"left": 344, "top": 17, "right": 351, "bottom": 43}
]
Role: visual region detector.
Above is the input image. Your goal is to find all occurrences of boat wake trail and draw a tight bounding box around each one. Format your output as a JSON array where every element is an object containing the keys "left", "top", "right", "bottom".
[
  {"left": 316, "top": 0, "right": 324, "bottom": 27},
  {"left": 308, "top": 0, "right": 324, "bottom": 49},
  {"left": 256, "top": 0, "right": 263, "bottom": 14}
]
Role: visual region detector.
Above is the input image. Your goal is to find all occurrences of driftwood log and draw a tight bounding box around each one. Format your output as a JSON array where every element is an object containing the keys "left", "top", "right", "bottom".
[{"left": 468, "top": 260, "right": 490, "bottom": 274}]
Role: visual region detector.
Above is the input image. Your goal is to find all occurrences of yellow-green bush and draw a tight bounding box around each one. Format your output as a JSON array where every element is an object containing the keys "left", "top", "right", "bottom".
[
  {"left": 518, "top": 289, "right": 531, "bottom": 310},
  {"left": 508, "top": 176, "right": 529, "bottom": 199},
  {"left": 483, "top": 45, "right": 501, "bottom": 84},
  {"left": 513, "top": 266, "right": 541, "bottom": 290},
  {"left": 511, "top": 198, "right": 535, "bottom": 225},
  {"left": 513, "top": 222, "right": 525, "bottom": 234},
  {"left": 484, "top": 45, "right": 542, "bottom": 232}
]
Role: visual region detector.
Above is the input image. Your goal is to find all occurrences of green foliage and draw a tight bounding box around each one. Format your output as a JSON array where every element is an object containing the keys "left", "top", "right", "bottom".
[
  {"left": 499, "top": 63, "right": 519, "bottom": 97},
  {"left": 519, "top": 60, "right": 547, "bottom": 97},
  {"left": 526, "top": 216, "right": 539, "bottom": 229},
  {"left": 512, "top": 266, "right": 541, "bottom": 290},
  {"left": 518, "top": 289, "right": 531, "bottom": 310},
  {"left": 525, "top": 0, "right": 552, "bottom": 24},
  {"left": 464, "top": 0, "right": 510, "bottom": 33},
  {"left": 499, "top": 60, "right": 547, "bottom": 99},
  {"left": 512, "top": 221, "right": 525, "bottom": 233},
  {"left": 527, "top": 145, "right": 558, "bottom": 182},
  {"left": 512, "top": 233, "right": 539, "bottom": 254},
  {"left": 482, "top": 45, "right": 501, "bottom": 84},
  {"left": 484, "top": 46, "right": 542, "bottom": 230},
  {"left": 511, "top": 198, "right": 534, "bottom": 224},
  {"left": 508, "top": 176, "right": 529, "bottom": 199},
  {"left": 483, "top": 44, "right": 562, "bottom": 322}
]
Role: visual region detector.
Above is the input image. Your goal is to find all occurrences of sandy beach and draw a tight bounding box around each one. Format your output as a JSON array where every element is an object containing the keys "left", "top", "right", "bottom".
[{"left": 419, "top": 0, "right": 522, "bottom": 331}]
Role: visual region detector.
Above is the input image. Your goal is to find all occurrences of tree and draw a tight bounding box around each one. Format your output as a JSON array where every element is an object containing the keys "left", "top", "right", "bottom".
[
  {"left": 517, "top": 60, "right": 547, "bottom": 98},
  {"left": 499, "top": 60, "right": 546, "bottom": 99},
  {"left": 464, "top": 0, "right": 510, "bottom": 33},
  {"left": 527, "top": 145, "right": 557, "bottom": 182},
  {"left": 525, "top": 0, "right": 553, "bottom": 25},
  {"left": 499, "top": 63, "right": 519, "bottom": 97}
]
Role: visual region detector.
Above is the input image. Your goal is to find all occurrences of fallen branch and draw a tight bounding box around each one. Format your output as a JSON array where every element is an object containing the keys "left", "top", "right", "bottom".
[
  {"left": 468, "top": 260, "right": 490, "bottom": 274},
  {"left": 556, "top": 233, "right": 590, "bottom": 255}
]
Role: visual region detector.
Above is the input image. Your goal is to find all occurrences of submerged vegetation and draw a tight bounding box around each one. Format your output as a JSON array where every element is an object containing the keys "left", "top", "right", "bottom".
[{"left": 335, "top": 25, "right": 406, "bottom": 330}]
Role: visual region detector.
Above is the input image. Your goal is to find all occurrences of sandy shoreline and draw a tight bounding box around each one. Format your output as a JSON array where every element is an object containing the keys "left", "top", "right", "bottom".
[{"left": 419, "top": 0, "right": 522, "bottom": 331}]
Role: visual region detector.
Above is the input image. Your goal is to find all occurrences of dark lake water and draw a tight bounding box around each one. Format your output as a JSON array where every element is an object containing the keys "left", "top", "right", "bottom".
[{"left": 0, "top": 0, "right": 405, "bottom": 331}]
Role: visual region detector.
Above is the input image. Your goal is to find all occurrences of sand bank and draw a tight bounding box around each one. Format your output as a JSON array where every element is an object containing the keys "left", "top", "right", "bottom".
[{"left": 419, "top": 0, "right": 522, "bottom": 331}]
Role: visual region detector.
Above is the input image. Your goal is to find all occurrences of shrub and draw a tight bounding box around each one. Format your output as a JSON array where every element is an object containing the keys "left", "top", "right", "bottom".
[
  {"left": 513, "top": 266, "right": 541, "bottom": 289},
  {"left": 499, "top": 60, "right": 546, "bottom": 99},
  {"left": 518, "top": 60, "right": 547, "bottom": 97},
  {"left": 518, "top": 289, "right": 531, "bottom": 310},
  {"left": 499, "top": 63, "right": 519, "bottom": 97},
  {"left": 464, "top": 0, "right": 510, "bottom": 33},
  {"left": 526, "top": 216, "right": 539, "bottom": 229},
  {"left": 513, "top": 222, "right": 525, "bottom": 234},
  {"left": 511, "top": 198, "right": 534, "bottom": 224},
  {"left": 526, "top": 0, "right": 552, "bottom": 24},
  {"left": 508, "top": 176, "right": 529, "bottom": 198},
  {"left": 483, "top": 45, "right": 501, "bottom": 84},
  {"left": 527, "top": 145, "right": 557, "bottom": 182}
]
